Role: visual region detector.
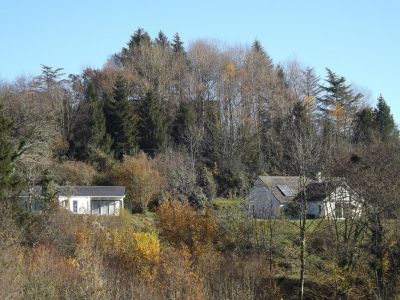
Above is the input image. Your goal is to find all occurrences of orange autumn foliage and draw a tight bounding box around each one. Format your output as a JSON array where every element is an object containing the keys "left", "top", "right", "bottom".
[
  {"left": 110, "top": 152, "right": 164, "bottom": 212},
  {"left": 101, "top": 213, "right": 160, "bottom": 280},
  {"left": 156, "top": 200, "right": 217, "bottom": 256}
]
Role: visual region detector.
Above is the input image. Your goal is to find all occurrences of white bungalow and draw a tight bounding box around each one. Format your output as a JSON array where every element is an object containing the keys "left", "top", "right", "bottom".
[{"left": 21, "top": 186, "right": 126, "bottom": 216}]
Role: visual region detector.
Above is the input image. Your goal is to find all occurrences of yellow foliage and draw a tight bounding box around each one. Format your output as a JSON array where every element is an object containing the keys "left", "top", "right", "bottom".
[
  {"left": 331, "top": 102, "right": 343, "bottom": 121},
  {"left": 304, "top": 95, "right": 315, "bottom": 105},
  {"left": 65, "top": 258, "right": 79, "bottom": 270},
  {"left": 156, "top": 247, "right": 205, "bottom": 300},
  {"left": 75, "top": 228, "right": 91, "bottom": 245},
  {"left": 157, "top": 200, "right": 217, "bottom": 256},
  {"left": 104, "top": 225, "right": 161, "bottom": 280},
  {"left": 223, "top": 60, "right": 236, "bottom": 81}
]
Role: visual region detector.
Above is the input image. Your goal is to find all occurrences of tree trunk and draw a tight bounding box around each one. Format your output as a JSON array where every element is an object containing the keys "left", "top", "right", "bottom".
[
  {"left": 299, "top": 175, "right": 307, "bottom": 300},
  {"left": 371, "top": 213, "right": 385, "bottom": 299},
  {"left": 299, "top": 209, "right": 306, "bottom": 300}
]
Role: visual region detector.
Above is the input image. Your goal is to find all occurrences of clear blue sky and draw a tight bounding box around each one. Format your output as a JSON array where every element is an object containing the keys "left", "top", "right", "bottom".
[{"left": 1, "top": 0, "right": 399, "bottom": 123}]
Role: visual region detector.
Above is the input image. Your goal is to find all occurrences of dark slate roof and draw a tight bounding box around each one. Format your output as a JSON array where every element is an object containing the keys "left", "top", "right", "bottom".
[
  {"left": 294, "top": 179, "right": 352, "bottom": 202},
  {"left": 58, "top": 186, "right": 125, "bottom": 197},
  {"left": 300, "top": 182, "right": 338, "bottom": 202},
  {"left": 258, "top": 176, "right": 314, "bottom": 203},
  {"left": 20, "top": 186, "right": 126, "bottom": 197}
]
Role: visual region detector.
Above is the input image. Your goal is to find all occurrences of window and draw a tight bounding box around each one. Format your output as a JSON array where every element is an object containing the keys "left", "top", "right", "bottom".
[
  {"left": 277, "top": 185, "right": 295, "bottom": 197},
  {"left": 335, "top": 203, "right": 343, "bottom": 218},
  {"left": 91, "top": 200, "right": 117, "bottom": 215},
  {"left": 73, "top": 200, "right": 78, "bottom": 213}
]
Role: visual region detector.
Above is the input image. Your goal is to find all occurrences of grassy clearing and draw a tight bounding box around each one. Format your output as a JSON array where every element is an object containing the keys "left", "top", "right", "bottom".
[
  {"left": 131, "top": 210, "right": 156, "bottom": 231},
  {"left": 212, "top": 197, "right": 245, "bottom": 210}
]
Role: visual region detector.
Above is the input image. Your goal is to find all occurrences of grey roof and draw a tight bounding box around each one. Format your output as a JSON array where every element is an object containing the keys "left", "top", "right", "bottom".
[
  {"left": 21, "top": 186, "right": 126, "bottom": 197},
  {"left": 258, "top": 176, "right": 314, "bottom": 203},
  {"left": 58, "top": 186, "right": 125, "bottom": 197},
  {"left": 300, "top": 182, "right": 338, "bottom": 202},
  {"left": 299, "top": 180, "right": 352, "bottom": 202}
]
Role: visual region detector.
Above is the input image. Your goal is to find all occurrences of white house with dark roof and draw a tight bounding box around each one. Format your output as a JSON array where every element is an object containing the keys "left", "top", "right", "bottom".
[
  {"left": 299, "top": 180, "right": 362, "bottom": 219},
  {"left": 247, "top": 176, "right": 312, "bottom": 218},
  {"left": 21, "top": 186, "right": 126, "bottom": 216},
  {"left": 247, "top": 176, "right": 361, "bottom": 219}
]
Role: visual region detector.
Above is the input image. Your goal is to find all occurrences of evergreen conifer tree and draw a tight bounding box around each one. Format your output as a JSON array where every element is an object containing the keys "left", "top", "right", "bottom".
[
  {"left": 171, "top": 101, "right": 194, "bottom": 145},
  {"left": 353, "top": 107, "right": 376, "bottom": 144},
  {"left": 252, "top": 39, "right": 264, "bottom": 53},
  {"left": 71, "top": 82, "right": 111, "bottom": 160},
  {"left": 292, "top": 101, "right": 314, "bottom": 136},
  {"left": 138, "top": 90, "right": 168, "bottom": 156},
  {"left": 129, "top": 27, "right": 151, "bottom": 48},
  {"left": 104, "top": 76, "right": 137, "bottom": 159},
  {"left": 171, "top": 33, "right": 185, "bottom": 54},
  {"left": 318, "top": 68, "right": 362, "bottom": 138},
  {"left": 40, "top": 169, "right": 58, "bottom": 212},
  {"left": 155, "top": 31, "right": 169, "bottom": 48},
  {"left": 120, "top": 28, "right": 151, "bottom": 64},
  {"left": 374, "top": 95, "right": 397, "bottom": 141},
  {"left": 87, "top": 83, "right": 112, "bottom": 153},
  {"left": 276, "top": 64, "right": 288, "bottom": 87}
]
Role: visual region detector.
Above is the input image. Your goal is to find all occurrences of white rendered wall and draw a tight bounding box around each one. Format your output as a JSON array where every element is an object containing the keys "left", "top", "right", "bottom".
[
  {"left": 248, "top": 178, "right": 282, "bottom": 218},
  {"left": 59, "top": 196, "right": 124, "bottom": 215},
  {"left": 59, "top": 196, "right": 90, "bottom": 214}
]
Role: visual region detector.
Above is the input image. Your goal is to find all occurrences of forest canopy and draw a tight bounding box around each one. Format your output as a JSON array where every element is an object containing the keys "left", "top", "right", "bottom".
[{"left": 1, "top": 28, "right": 400, "bottom": 300}]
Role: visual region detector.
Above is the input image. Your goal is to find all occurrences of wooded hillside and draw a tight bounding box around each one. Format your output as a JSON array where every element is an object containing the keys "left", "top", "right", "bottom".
[{"left": 1, "top": 28, "right": 400, "bottom": 299}]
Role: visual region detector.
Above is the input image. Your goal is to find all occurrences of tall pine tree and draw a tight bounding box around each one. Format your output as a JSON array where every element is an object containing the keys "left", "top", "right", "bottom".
[
  {"left": 318, "top": 68, "right": 362, "bottom": 138},
  {"left": 71, "top": 82, "right": 111, "bottom": 160},
  {"left": 374, "top": 95, "right": 397, "bottom": 141},
  {"left": 171, "top": 32, "right": 185, "bottom": 54},
  {"left": 171, "top": 101, "right": 194, "bottom": 145},
  {"left": 252, "top": 39, "right": 264, "bottom": 54},
  {"left": 138, "top": 90, "right": 168, "bottom": 157},
  {"left": 130, "top": 27, "right": 151, "bottom": 48},
  {"left": 155, "top": 31, "right": 169, "bottom": 48},
  {"left": 353, "top": 107, "right": 376, "bottom": 144},
  {"left": 104, "top": 76, "right": 137, "bottom": 159}
]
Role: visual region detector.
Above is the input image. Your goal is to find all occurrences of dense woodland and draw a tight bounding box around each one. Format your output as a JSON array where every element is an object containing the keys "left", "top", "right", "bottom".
[{"left": 1, "top": 28, "right": 400, "bottom": 299}]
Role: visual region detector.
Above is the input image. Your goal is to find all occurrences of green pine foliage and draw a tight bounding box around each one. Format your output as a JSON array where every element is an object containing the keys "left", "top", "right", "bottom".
[
  {"left": 71, "top": 82, "right": 111, "bottom": 160},
  {"left": 353, "top": 107, "right": 377, "bottom": 144},
  {"left": 104, "top": 76, "right": 137, "bottom": 160},
  {"left": 353, "top": 95, "right": 398, "bottom": 144},
  {"left": 318, "top": 68, "right": 362, "bottom": 120},
  {"left": 138, "top": 90, "right": 168, "bottom": 157},
  {"left": 171, "top": 32, "right": 184, "bottom": 54},
  {"left": 252, "top": 39, "right": 264, "bottom": 53},
  {"left": 130, "top": 27, "right": 151, "bottom": 48},
  {"left": 374, "top": 95, "right": 397, "bottom": 141},
  {"left": 292, "top": 101, "right": 314, "bottom": 137},
  {"left": 171, "top": 101, "right": 194, "bottom": 146},
  {"left": 155, "top": 31, "right": 169, "bottom": 48},
  {"left": 40, "top": 169, "right": 58, "bottom": 212}
]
